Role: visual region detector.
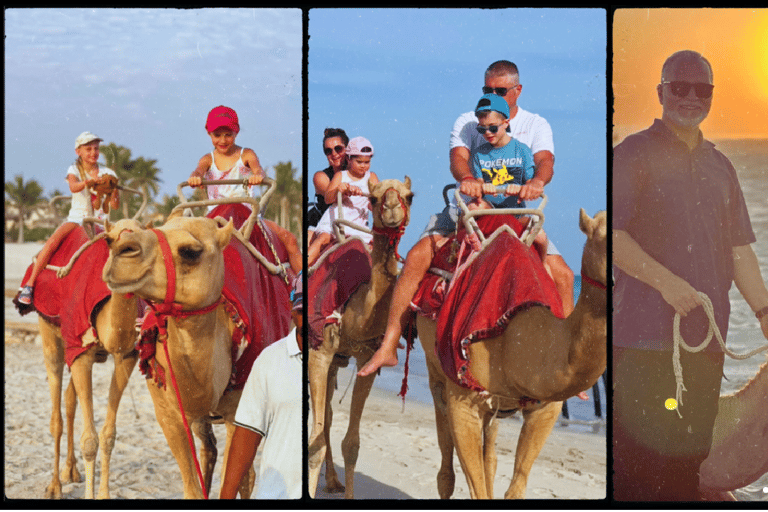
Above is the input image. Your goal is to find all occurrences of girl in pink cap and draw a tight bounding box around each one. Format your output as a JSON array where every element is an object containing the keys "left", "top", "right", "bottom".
[
  {"left": 307, "top": 136, "right": 379, "bottom": 267},
  {"left": 188, "top": 106, "right": 301, "bottom": 273},
  {"left": 17, "top": 132, "right": 119, "bottom": 305}
]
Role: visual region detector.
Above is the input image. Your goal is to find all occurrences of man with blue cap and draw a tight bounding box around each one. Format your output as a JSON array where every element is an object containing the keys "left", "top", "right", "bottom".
[{"left": 220, "top": 274, "right": 303, "bottom": 499}]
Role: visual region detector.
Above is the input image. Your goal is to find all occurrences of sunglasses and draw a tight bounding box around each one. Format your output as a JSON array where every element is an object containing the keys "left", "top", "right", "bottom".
[
  {"left": 323, "top": 144, "right": 345, "bottom": 156},
  {"left": 476, "top": 124, "right": 503, "bottom": 135},
  {"left": 482, "top": 85, "right": 519, "bottom": 96},
  {"left": 661, "top": 81, "right": 714, "bottom": 99}
]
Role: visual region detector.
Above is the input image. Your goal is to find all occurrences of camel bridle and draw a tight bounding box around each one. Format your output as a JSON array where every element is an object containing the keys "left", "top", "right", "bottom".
[{"left": 371, "top": 187, "right": 409, "bottom": 262}]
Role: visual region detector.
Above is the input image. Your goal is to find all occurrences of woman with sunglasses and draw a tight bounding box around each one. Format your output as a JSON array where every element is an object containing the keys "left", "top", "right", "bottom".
[{"left": 308, "top": 128, "right": 349, "bottom": 240}]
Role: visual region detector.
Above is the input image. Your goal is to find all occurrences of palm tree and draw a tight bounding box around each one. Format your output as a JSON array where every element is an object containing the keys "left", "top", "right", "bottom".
[
  {"left": 152, "top": 193, "right": 182, "bottom": 225},
  {"left": 262, "top": 161, "right": 302, "bottom": 239},
  {"left": 5, "top": 175, "right": 44, "bottom": 243}
]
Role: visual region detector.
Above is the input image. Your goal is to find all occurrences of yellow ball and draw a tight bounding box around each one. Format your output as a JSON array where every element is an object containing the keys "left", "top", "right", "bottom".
[{"left": 665, "top": 398, "right": 678, "bottom": 410}]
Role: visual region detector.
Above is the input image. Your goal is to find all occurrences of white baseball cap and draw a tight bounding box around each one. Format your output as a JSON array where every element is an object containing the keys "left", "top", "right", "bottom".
[
  {"left": 75, "top": 131, "right": 103, "bottom": 149},
  {"left": 346, "top": 136, "right": 374, "bottom": 157}
]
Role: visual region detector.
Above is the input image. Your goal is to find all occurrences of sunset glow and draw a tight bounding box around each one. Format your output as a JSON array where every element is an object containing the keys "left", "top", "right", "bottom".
[{"left": 614, "top": 9, "right": 768, "bottom": 140}]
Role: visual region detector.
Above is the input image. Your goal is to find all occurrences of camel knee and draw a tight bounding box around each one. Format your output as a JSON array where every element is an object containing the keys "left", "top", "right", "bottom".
[
  {"left": 341, "top": 434, "right": 360, "bottom": 466},
  {"left": 98, "top": 425, "right": 116, "bottom": 456},
  {"left": 81, "top": 430, "right": 99, "bottom": 463}
]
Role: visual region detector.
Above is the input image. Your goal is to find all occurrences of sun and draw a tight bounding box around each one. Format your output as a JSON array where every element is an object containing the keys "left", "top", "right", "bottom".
[{"left": 743, "top": 11, "right": 768, "bottom": 101}]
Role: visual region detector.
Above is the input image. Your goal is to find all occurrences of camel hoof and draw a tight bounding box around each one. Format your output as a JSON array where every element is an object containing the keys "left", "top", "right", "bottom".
[
  {"left": 61, "top": 464, "right": 82, "bottom": 484},
  {"left": 324, "top": 479, "right": 345, "bottom": 494},
  {"left": 45, "top": 482, "right": 62, "bottom": 499}
]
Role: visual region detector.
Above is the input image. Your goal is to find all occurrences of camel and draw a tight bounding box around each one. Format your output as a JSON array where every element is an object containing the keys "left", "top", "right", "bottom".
[
  {"left": 17, "top": 187, "right": 147, "bottom": 499},
  {"left": 416, "top": 208, "right": 607, "bottom": 499},
  {"left": 38, "top": 282, "right": 139, "bottom": 499},
  {"left": 307, "top": 177, "right": 413, "bottom": 499},
  {"left": 101, "top": 211, "right": 291, "bottom": 499},
  {"left": 700, "top": 353, "right": 768, "bottom": 493}
]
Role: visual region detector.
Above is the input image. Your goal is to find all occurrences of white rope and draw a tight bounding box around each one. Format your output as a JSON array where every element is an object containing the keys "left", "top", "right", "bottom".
[{"left": 673, "top": 291, "right": 768, "bottom": 418}]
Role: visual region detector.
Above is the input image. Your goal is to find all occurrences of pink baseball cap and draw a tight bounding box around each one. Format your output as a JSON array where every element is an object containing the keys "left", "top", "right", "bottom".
[
  {"left": 205, "top": 106, "right": 240, "bottom": 133},
  {"left": 346, "top": 136, "right": 374, "bottom": 157}
]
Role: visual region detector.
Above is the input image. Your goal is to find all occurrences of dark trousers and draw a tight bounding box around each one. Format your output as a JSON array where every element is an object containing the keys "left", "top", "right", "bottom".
[{"left": 612, "top": 345, "right": 724, "bottom": 501}]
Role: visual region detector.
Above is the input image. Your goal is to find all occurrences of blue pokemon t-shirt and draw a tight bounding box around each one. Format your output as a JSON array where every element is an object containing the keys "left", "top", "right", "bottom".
[{"left": 471, "top": 138, "right": 535, "bottom": 208}]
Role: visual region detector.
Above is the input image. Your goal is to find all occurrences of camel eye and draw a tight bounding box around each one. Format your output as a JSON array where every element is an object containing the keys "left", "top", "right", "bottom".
[
  {"left": 178, "top": 245, "right": 203, "bottom": 262},
  {"left": 369, "top": 196, "right": 378, "bottom": 206}
]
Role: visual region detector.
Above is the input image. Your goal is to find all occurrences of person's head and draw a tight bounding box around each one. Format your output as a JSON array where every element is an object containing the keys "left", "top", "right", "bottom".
[
  {"left": 475, "top": 94, "right": 511, "bottom": 147},
  {"left": 483, "top": 60, "right": 523, "bottom": 114},
  {"left": 657, "top": 51, "right": 714, "bottom": 130},
  {"left": 323, "top": 128, "right": 349, "bottom": 171},
  {"left": 74, "top": 131, "right": 103, "bottom": 169},
  {"left": 345, "top": 136, "right": 374, "bottom": 177},
  {"left": 206, "top": 106, "right": 240, "bottom": 154}
]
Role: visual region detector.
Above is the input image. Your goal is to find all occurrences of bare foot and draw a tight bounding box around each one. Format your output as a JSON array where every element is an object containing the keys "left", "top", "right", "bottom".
[{"left": 358, "top": 350, "right": 398, "bottom": 377}]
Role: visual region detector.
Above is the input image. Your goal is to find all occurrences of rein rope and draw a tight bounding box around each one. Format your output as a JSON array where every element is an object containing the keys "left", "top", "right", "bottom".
[
  {"left": 672, "top": 291, "right": 768, "bottom": 419},
  {"left": 148, "top": 228, "right": 217, "bottom": 499}
]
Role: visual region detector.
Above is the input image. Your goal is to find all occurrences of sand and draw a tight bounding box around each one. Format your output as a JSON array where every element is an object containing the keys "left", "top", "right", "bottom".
[{"left": 4, "top": 243, "right": 606, "bottom": 500}]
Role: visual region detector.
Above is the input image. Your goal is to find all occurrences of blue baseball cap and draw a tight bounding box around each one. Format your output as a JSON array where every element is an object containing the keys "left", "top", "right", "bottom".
[{"left": 475, "top": 93, "right": 510, "bottom": 119}]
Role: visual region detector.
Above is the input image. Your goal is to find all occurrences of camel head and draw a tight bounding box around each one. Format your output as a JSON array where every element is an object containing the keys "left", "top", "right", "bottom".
[
  {"left": 578, "top": 209, "right": 608, "bottom": 288},
  {"left": 368, "top": 176, "right": 413, "bottom": 230},
  {"left": 103, "top": 215, "right": 234, "bottom": 309}
]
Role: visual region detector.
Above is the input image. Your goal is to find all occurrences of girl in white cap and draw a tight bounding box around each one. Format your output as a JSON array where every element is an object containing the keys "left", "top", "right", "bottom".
[
  {"left": 17, "top": 132, "right": 119, "bottom": 305},
  {"left": 307, "top": 136, "right": 379, "bottom": 267}
]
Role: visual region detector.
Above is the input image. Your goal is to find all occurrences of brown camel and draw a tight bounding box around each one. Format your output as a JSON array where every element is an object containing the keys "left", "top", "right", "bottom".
[
  {"left": 417, "top": 209, "right": 607, "bottom": 499},
  {"left": 102, "top": 213, "right": 291, "bottom": 499},
  {"left": 700, "top": 353, "right": 768, "bottom": 494},
  {"left": 308, "top": 177, "right": 413, "bottom": 499},
  {"left": 33, "top": 221, "right": 142, "bottom": 499}
]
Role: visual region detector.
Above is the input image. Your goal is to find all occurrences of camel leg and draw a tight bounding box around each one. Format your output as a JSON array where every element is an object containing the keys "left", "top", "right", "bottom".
[
  {"left": 146, "top": 383, "right": 205, "bottom": 499},
  {"left": 96, "top": 351, "right": 137, "bottom": 499},
  {"left": 323, "top": 364, "right": 345, "bottom": 493},
  {"left": 340, "top": 356, "right": 377, "bottom": 499},
  {"left": 504, "top": 401, "right": 562, "bottom": 499},
  {"left": 307, "top": 326, "right": 336, "bottom": 498},
  {"left": 40, "top": 320, "right": 65, "bottom": 499},
  {"left": 62, "top": 375, "right": 82, "bottom": 485},
  {"left": 447, "top": 389, "right": 490, "bottom": 499},
  {"left": 483, "top": 412, "right": 500, "bottom": 499},
  {"left": 69, "top": 348, "right": 99, "bottom": 499},
  {"left": 221, "top": 422, "right": 256, "bottom": 499},
  {"left": 425, "top": 356, "right": 456, "bottom": 499},
  {"left": 191, "top": 419, "right": 217, "bottom": 497}
]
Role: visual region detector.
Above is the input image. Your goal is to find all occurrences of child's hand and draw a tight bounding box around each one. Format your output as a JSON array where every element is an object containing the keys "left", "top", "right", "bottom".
[
  {"left": 85, "top": 178, "right": 97, "bottom": 189},
  {"left": 189, "top": 175, "right": 203, "bottom": 188},
  {"left": 459, "top": 177, "right": 484, "bottom": 198},
  {"left": 504, "top": 184, "right": 522, "bottom": 196},
  {"left": 346, "top": 185, "right": 364, "bottom": 196},
  {"left": 247, "top": 174, "right": 263, "bottom": 186}
]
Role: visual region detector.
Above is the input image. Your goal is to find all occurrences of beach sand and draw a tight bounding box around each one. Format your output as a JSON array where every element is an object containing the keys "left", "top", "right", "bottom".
[{"left": 4, "top": 243, "right": 606, "bottom": 500}]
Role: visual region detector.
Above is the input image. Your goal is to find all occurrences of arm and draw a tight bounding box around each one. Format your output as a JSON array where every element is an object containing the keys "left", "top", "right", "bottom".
[
  {"left": 732, "top": 244, "right": 768, "bottom": 339},
  {"left": 313, "top": 170, "right": 332, "bottom": 198},
  {"left": 242, "top": 148, "right": 264, "bottom": 185},
  {"left": 613, "top": 229, "right": 704, "bottom": 316},
  {"left": 189, "top": 154, "right": 212, "bottom": 188},
  {"left": 219, "top": 425, "right": 262, "bottom": 499},
  {"left": 518, "top": 150, "right": 553, "bottom": 201},
  {"left": 66, "top": 173, "right": 95, "bottom": 194},
  {"left": 324, "top": 171, "right": 345, "bottom": 205},
  {"left": 450, "top": 146, "right": 484, "bottom": 198}
]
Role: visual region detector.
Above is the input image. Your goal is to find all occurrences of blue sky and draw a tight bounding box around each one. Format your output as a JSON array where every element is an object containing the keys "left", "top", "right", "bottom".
[
  {"left": 309, "top": 8, "right": 607, "bottom": 276},
  {"left": 5, "top": 8, "right": 301, "bottom": 201}
]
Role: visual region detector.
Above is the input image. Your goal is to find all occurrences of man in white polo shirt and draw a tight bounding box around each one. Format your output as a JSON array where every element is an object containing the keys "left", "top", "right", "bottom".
[{"left": 220, "top": 275, "right": 303, "bottom": 499}]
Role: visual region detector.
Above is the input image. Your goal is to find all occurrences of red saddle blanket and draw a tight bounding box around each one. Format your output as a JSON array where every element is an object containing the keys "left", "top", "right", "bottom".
[
  {"left": 307, "top": 238, "right": 372, "bottom": 350},
  {"left": 412, "top": 214, "right": 564, "bottom": 393},
  {"left": 139, "top": 212, "right": 292, "bottom": 392},
  {"left": 14, "top": 225, "right": 142, "bottom": 367}
]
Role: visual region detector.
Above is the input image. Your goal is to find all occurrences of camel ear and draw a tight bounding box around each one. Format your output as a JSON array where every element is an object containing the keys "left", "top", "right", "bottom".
[
  {"left": 168, "top": 207, "right": 184, "bottom": 220},
  {"left": 579, "top": 208, "right": 595, "bottom": 236},
  {"left": 215, "top": 218, "right": 234, "bottom": 249},
  {"left": 368, "top": 179, "right": 375, "bottom": 195},
  {"left": 144, "top": 219, "right": 154, "bottom": 229},
  {"left": 403, "top": 176, "right": 411, "bottom": 190},
  {"left": 104, "top": 218, "right": 111, "bottom": 233}
]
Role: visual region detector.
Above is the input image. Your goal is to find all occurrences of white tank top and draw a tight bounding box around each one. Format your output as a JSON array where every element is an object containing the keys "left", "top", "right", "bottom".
[{"left": 203, "top": 148, "right": 254, "bottom": 210}]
